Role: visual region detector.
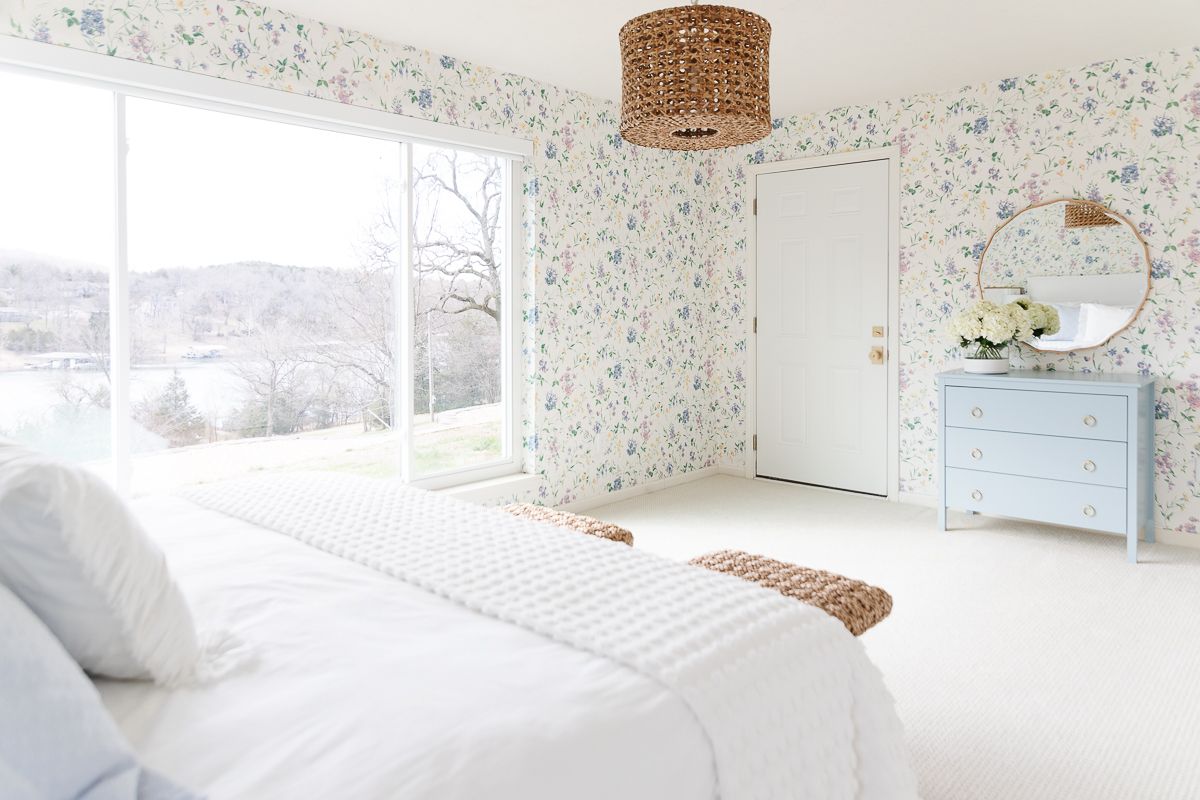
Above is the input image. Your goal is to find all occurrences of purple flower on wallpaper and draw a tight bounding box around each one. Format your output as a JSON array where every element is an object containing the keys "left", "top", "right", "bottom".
[
  {"left": 610, "top": 362, "right": 623, "bottom": 380},
  {"left": 544, "top": 142, "right": 557, "bottom": 159},
  {"left": 1119, "top": 164, "right": 1140, "bottom": 184},
  {"left": 972, "top": 116, "right": 989, "bottom": 134},
  {"left": 693, "top": 376, "right": 702, "bottom": 391},
  {"left": 970, "top": 241, "right": 986, "bottom": 259},
  {"left": 679, "top": 201, "right": 691, "bottom": 215},
  {"left": 229, "top": 40, "right": 250, "bottom": 60},
  {"left": 825, "top": 135, "right": 838, "bottom": 148},
  {"left": 609, "top": 248, "right": 623, "bottom": 265},
  {"left": 1141, "top": 79, "right": 1156, "bottom": 94},
  {"left": 750, "top": 150, "right": 765, "bottom": 164},
  {"left": 417, "top": 88, "right": 433, "bottom": 109},
  {"left": 626, "top": 440, "right": 638, "bottom": 456},
  {"left": 939, "top": 180, "right": 952, "bottom": 194},
  {"left": 439, "top": 55, "right": 455, "bottom": 69},
  {"left": 1151, "top": 116, "right": 1175, "bottom": 137},
  {"left": 693, "top": 274, "right": 702, "bottom": 288},
  {"left": 33, "top": 24, "right": 50, "bottom": 43},
  {"left": 1150, "top": 258, "right": 1171, "bottom": 279},
  {"left": 999, "top": 77, "right": 1018, "bottom": 91},
  {"left": 544, "top": 392, "right": 557, "bottom": 411},
  {"left": 1081, "top": 97, "right": 1097, "bottom": 113},
  {"left": 626, "top": 329, "right": 637, "bottom": 343},
  {"left": 79, "top": 9, "right": 105, "bottom": 37},
  {"left": 771, "top": 117, "right": 783, "bottom": 129},
  {"left": 544, "top": 267, "right": 557, "bottom": 285},
  {"left": 945, "top": 135, "right": 959, "bottom": 154},
  {"left": 997, "top": 200, "right": 1015, "bottom": 219},
  {"left": 626, "top": 214, "right": 637, "bottom": 231}
]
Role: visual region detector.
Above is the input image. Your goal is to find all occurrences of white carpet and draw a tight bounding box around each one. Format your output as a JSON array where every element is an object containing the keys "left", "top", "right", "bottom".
[{"left": 588, "top": 475, "right": 1200, "bottom": 800}]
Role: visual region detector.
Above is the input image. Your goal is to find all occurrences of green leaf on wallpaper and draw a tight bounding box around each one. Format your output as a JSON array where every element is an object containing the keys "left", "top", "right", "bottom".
[
  {"left": 181, "top": 33, "right": 194, "bottom": 44},
  {"left": 235, "top": 7, "right": 248, "bottom": 17}
]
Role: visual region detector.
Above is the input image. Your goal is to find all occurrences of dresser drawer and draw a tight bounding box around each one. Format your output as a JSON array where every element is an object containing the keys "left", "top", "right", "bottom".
[
  {"left": 945, "top": 386, "right": 1127, "bottom": 441},
  {"left": 945, "top": 428, "right": 1127, "bottom": 488},
  {"left": 945, "top": 468, "right": 1125, "bottom": 534}
]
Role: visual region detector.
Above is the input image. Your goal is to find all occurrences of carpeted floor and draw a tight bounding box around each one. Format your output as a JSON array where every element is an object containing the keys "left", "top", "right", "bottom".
[{"left": 588, "top": 475, "right": 1200, "bottom": 800}]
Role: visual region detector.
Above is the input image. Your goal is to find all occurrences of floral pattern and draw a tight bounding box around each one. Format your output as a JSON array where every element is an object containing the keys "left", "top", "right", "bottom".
[
  {"left": 4, "top": 2, "right": 1199, "bottom": 533},
  {"left": 718, "top": 49, "right": 1200, "bottom": 534}
]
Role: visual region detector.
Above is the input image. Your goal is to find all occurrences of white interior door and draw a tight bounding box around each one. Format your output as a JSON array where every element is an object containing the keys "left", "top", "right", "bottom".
[{"left": 755, "top": 159, "right": 889, "bottom": 494}]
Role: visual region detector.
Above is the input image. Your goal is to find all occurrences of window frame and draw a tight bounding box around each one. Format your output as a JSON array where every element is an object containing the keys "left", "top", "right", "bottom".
[{"left": 0, "top": 37, "right": 530, "bottom": 491}]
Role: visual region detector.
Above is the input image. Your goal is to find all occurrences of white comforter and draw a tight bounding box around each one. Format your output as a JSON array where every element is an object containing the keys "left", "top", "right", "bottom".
[
  {"left": 111, "top": 476, "right": 915, "bottom": 799},
  {"left": 106, "top": 495, "right": 715, "bottom": 800}
]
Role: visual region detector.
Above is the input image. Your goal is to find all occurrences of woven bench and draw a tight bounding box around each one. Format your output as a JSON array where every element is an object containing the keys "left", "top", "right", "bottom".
[
  {"left": 502, "top": 503, "right": 634, "bottom": 547},
  {"left": 689, "top": 550, "right": 892, "bottom": 636}
]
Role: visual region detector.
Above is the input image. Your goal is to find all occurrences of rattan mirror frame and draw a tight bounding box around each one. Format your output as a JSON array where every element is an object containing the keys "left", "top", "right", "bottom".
[{"left": 975, "top": 197, "right": 1151, "bottom": 353}]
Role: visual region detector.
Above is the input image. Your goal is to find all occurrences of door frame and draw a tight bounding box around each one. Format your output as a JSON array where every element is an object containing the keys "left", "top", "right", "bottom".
[{"left": 744, "top": 146, "right": 901, "bottom": 499}]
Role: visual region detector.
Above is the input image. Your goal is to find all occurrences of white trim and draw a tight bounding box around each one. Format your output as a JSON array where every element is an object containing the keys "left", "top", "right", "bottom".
[
  {"left": 557, "top": 467, "right": 720, "bottom": 513},
  {"left": 1154, "top": 528, "right": 1200, "bottom": 552},
  {"left": 110, "top": 93, "right": 131, "bottom": 494},
  {"left": 396, "top": 141, "right": 415, "bottom": 483},
  {"left": 0, "top": 37, "right": 533, "bottom": 159},
  {"left": 744, "top": 146, "right": 902, "bottom": 500},
  {"left": 897, "top": 490, "right": 938, "bottom": 508},
  {"left": 440, "top": 471, "right": 542, "bottom": 505}
]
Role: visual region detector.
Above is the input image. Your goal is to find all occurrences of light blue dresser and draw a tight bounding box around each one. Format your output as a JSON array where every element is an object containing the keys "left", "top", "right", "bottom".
[{"left": 937, "top": 370, "right": 1155, "bottom": 562}]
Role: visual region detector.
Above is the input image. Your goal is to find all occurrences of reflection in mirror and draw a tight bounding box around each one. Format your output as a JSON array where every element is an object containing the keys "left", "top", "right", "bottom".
[{"left": 979, "top": 199, "right": 1148, "bottom": 352}]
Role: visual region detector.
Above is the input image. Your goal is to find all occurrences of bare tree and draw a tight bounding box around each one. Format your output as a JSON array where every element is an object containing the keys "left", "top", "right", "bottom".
[{"left": 412, "top": 149, "right": 505, "bottom": 327}]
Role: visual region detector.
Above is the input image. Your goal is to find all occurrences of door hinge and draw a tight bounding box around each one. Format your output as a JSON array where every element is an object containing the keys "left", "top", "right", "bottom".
[
  {"left": 752, "top": 434, "right": 758, "bottom": 451},
  {"left": 752, "top": 197, "right": 757, "bottom": 216},
  {"left": 752, "top": 316, "right": 757, "bottom": 334}
]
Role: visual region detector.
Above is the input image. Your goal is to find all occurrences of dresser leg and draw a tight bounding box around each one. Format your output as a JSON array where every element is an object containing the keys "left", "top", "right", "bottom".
[
  {"left": 1127, "top": 531, "right": 1138, "bottom": 564},
  {"left": 1144, "top": 518, "right": 1156, "bottom": 544},
  {"left": 938, "top": 505, "right": 947, "bottom": 531}
]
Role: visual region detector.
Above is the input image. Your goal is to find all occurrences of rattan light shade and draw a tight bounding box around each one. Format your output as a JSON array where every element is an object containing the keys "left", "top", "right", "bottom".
[
  {"left": 1064, "top": 201, "right": 1120, "bottom": 228},
  {"left": 619, "top": 4, "right": 771, "bottom": 151}
]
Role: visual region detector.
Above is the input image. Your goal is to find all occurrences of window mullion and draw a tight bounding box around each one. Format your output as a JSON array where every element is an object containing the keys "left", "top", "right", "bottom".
[
  {"left": 110, "top": 92, "right": 132, "bottom": 493},
  {"left": 396, "top": 141, "right": 415, "bottom": 483}
]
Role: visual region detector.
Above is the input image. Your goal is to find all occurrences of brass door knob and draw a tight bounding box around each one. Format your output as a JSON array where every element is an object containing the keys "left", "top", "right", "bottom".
[{"left": 868, "top": 346, "right": 885, "bottom": 364}]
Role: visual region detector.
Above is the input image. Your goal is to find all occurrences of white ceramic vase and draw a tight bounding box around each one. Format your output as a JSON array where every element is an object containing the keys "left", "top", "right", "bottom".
[
  {"left": 962, "top": 357, "right": 1009, "bottom": 374},
  {"left": 962, "top": 343, "right": 1009, "bottom": 374}
]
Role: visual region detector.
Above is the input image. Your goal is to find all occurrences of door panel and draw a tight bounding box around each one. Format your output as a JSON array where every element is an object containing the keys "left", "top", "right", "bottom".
[{"left": 756, "top": 159, "right": 889, "bottom": 494}]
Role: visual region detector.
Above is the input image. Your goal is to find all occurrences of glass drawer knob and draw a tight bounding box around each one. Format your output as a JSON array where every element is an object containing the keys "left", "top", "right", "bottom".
[
  {"left": 1083, "top": 415, "right": 1097, "bottom": 427},
  {"left": 971, "top": 489, "right": 983, "bottom": 501},
  {"left": 970, "top": 448, "right": 983, "bottom": 460},
  {"left": 971, "top": 407, "right": 983, "bottom": 419},
  {"left": 1083, "top": 505, "right": 1096, "bottom": 517},
  {"left": 1083, "top": 460, "right": 1096, "bottom": 472}
]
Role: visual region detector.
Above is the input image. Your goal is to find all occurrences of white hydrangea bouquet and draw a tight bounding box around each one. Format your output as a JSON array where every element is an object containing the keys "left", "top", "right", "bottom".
[{"left": 949, "top": 298, "right": 1060, "bottom": 373}]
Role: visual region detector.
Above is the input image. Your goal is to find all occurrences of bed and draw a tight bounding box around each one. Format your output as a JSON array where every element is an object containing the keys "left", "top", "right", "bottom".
[{"left": 3, "top": 463, "right": 916, "bottom": 799}]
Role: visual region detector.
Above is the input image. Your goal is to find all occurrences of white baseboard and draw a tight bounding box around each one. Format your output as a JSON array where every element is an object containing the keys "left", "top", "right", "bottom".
[
  {"left": 558, "top": 466, "right": 722, "bottom": 513},
  {"left": 1154, "top": 527, "right": 1200, "bottom": 551},
  {"left": 897, "top": 490, "right": 938, "bottom": 508}
]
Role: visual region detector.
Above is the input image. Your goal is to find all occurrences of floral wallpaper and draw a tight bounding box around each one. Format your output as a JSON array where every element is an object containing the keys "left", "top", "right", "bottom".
[
  {"left": 981, "top": 201, "right": 1147, "bottom": 290},
  {"left": 2, "top": 0, "right": 731, "bottom": 507},
  {"left": 712, "top": 48, "right": 1200, "bottom": 534},
  {"left": 3, "top": 1, "right": 1199, "bottom": 534}
]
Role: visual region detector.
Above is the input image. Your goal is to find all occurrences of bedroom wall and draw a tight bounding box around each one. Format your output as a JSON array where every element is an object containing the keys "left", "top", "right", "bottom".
[
  {"left": 710, "top": 47, "right": 1200, "bottom": 535},
  {"left": 2, "top": 0, "right": 733, "bottom": 506}
]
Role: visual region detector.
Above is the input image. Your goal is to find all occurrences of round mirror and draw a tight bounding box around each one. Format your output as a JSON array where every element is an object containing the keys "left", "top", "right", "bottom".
[{"left": 978, "top": 198, "right": 1149, "bottom": 352}]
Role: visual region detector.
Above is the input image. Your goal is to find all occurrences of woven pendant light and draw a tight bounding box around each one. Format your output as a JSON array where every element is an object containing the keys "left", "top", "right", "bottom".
[{"left": 619, "top": 2, "right": 772, "bottom": 151}]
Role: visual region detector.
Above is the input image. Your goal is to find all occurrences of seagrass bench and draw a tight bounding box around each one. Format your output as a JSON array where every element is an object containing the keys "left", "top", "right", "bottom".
[
  {"left": 689, "top": 550, "right": 893, "bottom": 636},
  {"left": 500, "top": 506, "right": 890, "bottom": 635},
  {"left": 502, "top": 503, "right": 635, "bottom": 546}
]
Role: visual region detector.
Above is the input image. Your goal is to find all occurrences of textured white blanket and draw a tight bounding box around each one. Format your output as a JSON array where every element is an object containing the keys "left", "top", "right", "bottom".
[{"left": 185, "top": 473, "right": 916, "bottom": 799}]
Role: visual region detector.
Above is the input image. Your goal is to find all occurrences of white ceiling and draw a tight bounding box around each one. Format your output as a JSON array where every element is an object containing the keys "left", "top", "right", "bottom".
[{"left": 266, "top": 1, "right": 1200, "bottom": 115}]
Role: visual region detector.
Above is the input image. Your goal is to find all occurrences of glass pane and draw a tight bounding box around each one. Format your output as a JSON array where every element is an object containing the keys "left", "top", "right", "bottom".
[
  {"left": 124, "top": 98, "right": 402, "bottom": 494},
  {"left": 411, "top": 144, "right": 506, "bottom": 477},
  {"left": 0, "top": 71, "right": 114, "bottom": 471}
]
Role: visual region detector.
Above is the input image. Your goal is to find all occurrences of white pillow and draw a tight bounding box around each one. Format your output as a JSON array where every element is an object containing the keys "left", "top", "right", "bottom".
[
  {"left": 1041, "top": 302, "right": 1081, "bottom": 342},
  {"left": 1080, "top": 303, "right": 1134, "bottom": 345},
  {"left": 0, "top": 444, "right": 202, "bottom": 684},
  {"left": 0, "top": 582, "right": 200, "bottom": 799}
]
